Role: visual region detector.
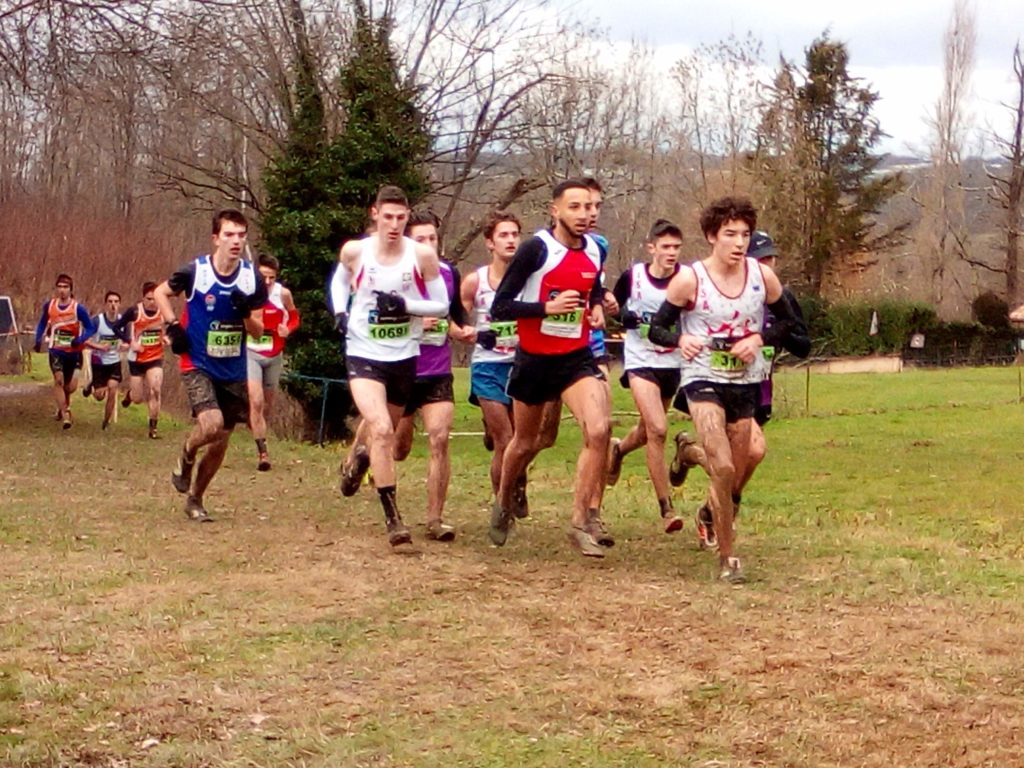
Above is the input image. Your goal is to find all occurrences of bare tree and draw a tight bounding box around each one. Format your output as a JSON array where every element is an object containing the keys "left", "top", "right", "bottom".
[{"left": 989, "top": 43, "right": 1024, "bottom": 305}]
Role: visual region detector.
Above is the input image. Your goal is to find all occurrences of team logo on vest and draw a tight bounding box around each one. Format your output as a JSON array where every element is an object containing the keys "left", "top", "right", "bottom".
[
  {"left": 402, "top": 272, "right": 412, "bottom": 290},
  {"left": 205, "top": 293, "right": 216, "bottom": 312}
]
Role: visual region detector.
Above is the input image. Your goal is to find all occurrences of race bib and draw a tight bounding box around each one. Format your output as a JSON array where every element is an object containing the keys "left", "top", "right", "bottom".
[
  {"left": 206, "top": 328, "right": 243, "bottom": 358},
  {"left": 540, "top": 308, "right": 583, "bottom": 339},
  {"left": 247, "top": 333, "right": 274, "bottom": 353},
  {"left": 368, "top": 320, "right": 410, "bottom": 341},
  {"left": 491, "top": 320, "right": 518, "bottom": 351},
  {"left": 421, "top": 318, "right": 449, "bottom": 347},
  {"left": 51, "top": 327, "right": 75, "bottom": 349},
  {"left": 139, "top": 328, "right": 162, "bottom": 347},
  {"left": 709, "top": 349, "right": 747, "bottom": 374}
]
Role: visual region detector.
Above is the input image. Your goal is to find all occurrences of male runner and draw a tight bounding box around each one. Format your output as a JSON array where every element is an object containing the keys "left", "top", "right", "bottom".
[
  {"left": 460, "top": 211, "right": 525, "bottom": 512},
  {"left": 338, "top": 209, "right": 471, "bottom": 541},
  {"left": 667, "top": 230, "right": 811, "bottom": 548},
  {"left": 34, "top": 274, "right": 95, "bottom": 429},
  {"left": 331, "top": 187, "right": 449, "bottom": 546},
  {"left": 605, "top": 219, "right": 685, "bottom": 532},
  {"left": 246, "top": 253, "right": 300, "bottom": 471},
  {"left": 83, "top": 290, "right": 125, "bottom": 430},
  {"left": 648, "top": 198, "right": 797, "bottom": 583},
  {"left": 115, "top": 282, "right": 167, "bottom": 439},
  {"left": 488, "top": 179, "right": 611, "bottom": 557},
  {"left": 154, "top": 209, "right": 267, "bottom": 522}
]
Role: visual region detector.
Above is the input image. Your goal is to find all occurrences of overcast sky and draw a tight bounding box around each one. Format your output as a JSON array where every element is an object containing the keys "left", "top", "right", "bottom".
[{"left": 562, "top": 0, "right": 1022, "bottom": 155}]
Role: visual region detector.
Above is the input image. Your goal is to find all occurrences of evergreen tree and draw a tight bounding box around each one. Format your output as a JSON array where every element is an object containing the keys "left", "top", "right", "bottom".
[
  {"left": 751, "top": 34, "right": 903, "bottom": 294},
  {"left": 261, "top": 0, "right": 430, "bottom": 438}
]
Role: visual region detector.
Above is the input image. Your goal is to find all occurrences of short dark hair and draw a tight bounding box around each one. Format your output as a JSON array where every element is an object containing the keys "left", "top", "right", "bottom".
[
  {"left": 406, "top": 209, "right": 440, "bottom": 233},
  {"left": 141, "top": 281, "right": 157, "bottom": 295},
  {"left": 552, "top": 178, "right": 591, "bottom": 201},
  {"left": 647, "top": 219, "right": 683, "bottom": 242},
  {"left": 483, "top": 211, "right": 521, "bottom": 240},
  {"left": 375, "top": 185, "right": 408, "bottom": 208},
  {"left": 580, "top": 176, "right": 603, "bottom": 193},
  {"left": 699, "top": 196, "right": 757, "bottom": 238},
  {"left": 212, "top": 209, "right": 248, "bottom": 235},
  {"left": 55, "top": 273, "right": 73, "bottom": 288},
  {"left": 104, "top": 290, "right": 121, "bottom": 302},
  {"left": 257, "top": 253, "right": 280, "bottom": 272}
]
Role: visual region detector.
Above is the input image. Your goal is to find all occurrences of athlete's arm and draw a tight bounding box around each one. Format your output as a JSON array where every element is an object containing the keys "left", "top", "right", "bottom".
[
  {"left": 759, "top": 284, "right": 810, "bottom": 358},
  {"left": 329, "top": 259, "right": 352, "bottom": 322},
  {"left": 73, "top": 304, "right": 96, "bottom": 346},
  {"left": 459, "top": 268, "right": 478, "bottom": 319},
  {"left": 491, "top": 237, "right": 548, "bottom": 320},
  {"left": 648, "top": 267, "right": 699, "bottom": 356},
  {"left": 111, "top": 305, "right": 137, "bottom": 342},
  {"left": 156, "top": 262, "right": 195, "bottom": 322},
  {"left": 242, "top": 278, "right": 269, "bottom": 339},
  {"left": 779, "top": 289, "right": 812, "bottom": 358},
  {"left": 611, "top": 270, "right": 635, "bottom": 326},
  {"left": 446, "top": 264, "right": 470, "bottom": 327},
  {"left": 34, "top": 301, "right": 49, "bottom": 347},
  {"left": 281, "top": 286, "right": 300, "bottom": 336},
  {"left": 405, "top": 243, "right": 448, "bottom": 317}
]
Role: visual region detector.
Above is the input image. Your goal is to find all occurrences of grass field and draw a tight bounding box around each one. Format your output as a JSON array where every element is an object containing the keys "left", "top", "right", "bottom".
[{"left": 3, "top": 362, "right": 1024, "bottom": 766}]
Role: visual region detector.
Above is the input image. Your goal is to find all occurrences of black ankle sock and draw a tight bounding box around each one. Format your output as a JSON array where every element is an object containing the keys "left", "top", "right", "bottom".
[
  {"left": 149, "top": 418, "right": 157, "bottom": 430},
  {"left": 732, "top": 492, "right": 742, "bottom": 506},
  {"left": 377, "top": 485, "right": 399, "bottom": 520},
  {"left": 255, "top": 438, "right": 267, "bottom": 453},
  {"left": 658, "top": 497, "right": 674, "bottom": 515}
]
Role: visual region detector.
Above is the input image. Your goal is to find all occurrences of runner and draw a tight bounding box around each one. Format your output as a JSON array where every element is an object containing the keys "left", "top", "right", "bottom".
[
  {"left": 83, "top": 290, "right": 125, "bottom": 430},
  {"left": 338, "top": 209, "right": 472, "bottom": 542},
  {"left": 605, "top": 219, "right": 685, "bottom": 533},
  {"left": 667, "top": 230, "right": 811, "bottom": 547},
  {"left": 33, "top": 274, "right": 95, "bottom": 429},
  {"left": 648, "top": 197, "right": 798, "bottom": 583},
  {"left": 115, "top": 282, "right": 167, "bottom": 439},
  {"left": 488, "top": 179, "right": 611, "bottom": 557},
  {"left": 246, "top": 253, "right": 300, "bottom": 471},
  {"left": 330, "top": 186, "right": 449, "bottom": 546},
  {"left": 461, "top": 211, "right": 525, "bottom": 512},
  {"left": 154, "top": 209, "right": 268, "bottom": 522}
]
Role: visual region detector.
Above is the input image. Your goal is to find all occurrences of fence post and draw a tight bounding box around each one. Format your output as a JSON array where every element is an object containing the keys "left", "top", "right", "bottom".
[{"left": 805, "top": 366, "right": 811, "bottom": 416}]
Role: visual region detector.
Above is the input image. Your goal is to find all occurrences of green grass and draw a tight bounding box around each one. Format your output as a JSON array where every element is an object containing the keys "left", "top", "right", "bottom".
[{"left": 3, "top": 364, "right": 1024, "bottom": 766}]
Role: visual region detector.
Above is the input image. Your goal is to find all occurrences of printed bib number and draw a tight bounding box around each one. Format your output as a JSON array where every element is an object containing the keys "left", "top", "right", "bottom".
[
  {"left": 491, "top": 320, "right": 518, "bottom": 351},
  {"left": 206, "top": 329, "right": 243, "bottom": 358},
  {"left": 247, "top": 333, "right": 274, "bottom": 353},
  {"left": 51, "top": 328, "right": 74, "bottom": 349},
  {"left": 540, "top": 309, "right": 583, "bottom": 339},
  {"left": 369, "top": 321, "right": 410, "bottom": 341},
  {"left": 139, "top": 328, "right": 162, "bottom": 347},
  {"left": 421, "top": 319, "right": 449, "bottom": 346},
  {"left": 709, "top": 349, "right": 747, "bottom": 374}
]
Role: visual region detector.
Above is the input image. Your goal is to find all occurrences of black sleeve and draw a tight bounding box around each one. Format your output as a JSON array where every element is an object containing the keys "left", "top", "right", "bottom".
[
  {"left": 112, "top": 306, "right": 138, "bottom": 341},
  {"left": 446, "top": 263, "right": 469, "bottom": 326},
  {"left": 166, "top": 262, "right": 196, "bottom": 296},
  {"left": 648, "top": 300, "right": 684, "bottom": 349},
  {"left": 762, "top": 287, "right": 811, "bottom": 358},
  {"left": 589, "top": 269, "right": 603, "bottom": 308},
  {"left": 491, "top": 237, "right": 548, "bottom": 320},
  {"left": 612, "top": 270, "right": 632, "bottom": 317},
  {"left": 249, "top": 274, "right": 269, "bottom": 307}
]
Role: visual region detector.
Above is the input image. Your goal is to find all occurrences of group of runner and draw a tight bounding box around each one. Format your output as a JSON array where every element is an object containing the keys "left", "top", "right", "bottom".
[{"left": 34, "top": 182, "right": 808, "bottom": 582}]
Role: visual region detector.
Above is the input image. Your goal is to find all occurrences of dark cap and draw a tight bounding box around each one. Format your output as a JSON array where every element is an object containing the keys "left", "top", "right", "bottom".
[{"left": 748, "top": 231, "right": 778, "bottom": 260}]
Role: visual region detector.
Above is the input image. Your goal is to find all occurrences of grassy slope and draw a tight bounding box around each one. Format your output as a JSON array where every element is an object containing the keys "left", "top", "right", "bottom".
[{"left": 2, "top": 365, "right": 1024, "bottom": 766}]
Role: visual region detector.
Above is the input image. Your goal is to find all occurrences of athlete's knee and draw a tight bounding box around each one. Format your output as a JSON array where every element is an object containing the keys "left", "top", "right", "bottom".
[
  {"left": 645, "top": 418, "right": 668, "bottom": 445},
  {"left": 748, "top": 431, "right": 767, "bottom": 465},
  {"left": 426, "top": 427, "right": 449, "bottom": 456},
  {"left": 582, "top": 412, "right": 610, "bottom": 448},
  {"left": 365, "top": 415, "right": 394, "bottom": 445}
]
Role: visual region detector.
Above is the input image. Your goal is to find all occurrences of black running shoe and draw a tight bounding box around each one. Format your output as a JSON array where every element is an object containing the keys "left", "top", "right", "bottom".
[
  {"left": 669, "top": 431, "right": 698, "bottom": 487},
  {"left": 185, "top": 495, "right": 212, "bottom": 523},
  {"left": 339, "top": 446, "right": 370, "bottom": 497},
  {"left": 386, "top": 514, "right": 412, "bottom": 546},
  {"left": 171, "top": 448, "right": 195, "bottom": 494},
  {"left": 585, "top": 508, "right": 615, "bottom": 547},
  {"left": 695, "top": 503, "right": 717, "bottom": 551},
  {"left": 488, "top": 499, "right": 514, "bottom": 546}
]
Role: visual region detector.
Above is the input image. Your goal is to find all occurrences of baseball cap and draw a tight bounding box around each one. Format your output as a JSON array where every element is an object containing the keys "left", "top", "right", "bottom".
[{"left": 748, "top": 231, "right": 778, "bottom": 260}]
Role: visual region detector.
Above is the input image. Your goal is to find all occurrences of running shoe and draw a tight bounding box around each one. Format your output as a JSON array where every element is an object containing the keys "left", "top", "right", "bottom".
[
  {"left": 62, "top": 411, "right": 72, "bottom": 430},
  {"left": 82, "top": 383, "right": 93, "bottom": 398},
  {"left": 121, "top": 392, "right": 132, "bottom": 408},
  {"left": 585, "top": 508, "right": 615, "bottom": 547},
  {"left": 101, "top": 416, "right": 110, "bottom": 431},
  {"left": 718, "top": 557, "right": 746, "bottom": 584},
  {"left": 425, "top": 519, "right": 456, "bottom": 542},
  {"left": 605, "top": 437, "right": 623, "bottom": 486},
  {"left": 662, "top": 509, "right": 684, "bottom": 534},
  {"left": 171, "top": 448, "right": 195, "bottom": 494},
  {"left": 488, "top": 499, "right": 513, "bottom": 546},
  {"left": 386, "top": 514, "right": 412, "bottom": 546},
  {"left": 257, "top": 451, "right": 271, "bottom": 472},
  {"left": 669, "top": 431, "right": 698, "bottom": 487},
  {"left": 511, "top": 473, "right": 529, "bottom": 519},
  {"left": 184, "top": 495, "right": 212, "bottom": 523},
  {"left": 695, "top": 503, "right": 717, "bottom": 550},
  {"left": 339, "top": 445, "right": 370, "bottom": 497},
  {"left": 148, "top": 426, "right": 159, "bottom": 440},
  {"left": 567, "top": 525, "right": 605, "bottom": 558}
]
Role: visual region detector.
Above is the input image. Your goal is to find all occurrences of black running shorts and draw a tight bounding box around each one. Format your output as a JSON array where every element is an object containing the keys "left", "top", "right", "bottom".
[
  {"left": 620, "top": 367, "right": 681, "bottom": 400},
  {"left": 182, "top": 369, "right": 249, "bottom": 428},
  {"left": 507, "top": 346, "right": 604, "bottom": 405},
  {"left": 346, "top": 355, "right": 418, "bottom": 407},
  {"left": 404, "top": 373, "right": 454, "bottom": 416},
  {"left": 678, "top": 380, "right": 759, "bottom": 424}
]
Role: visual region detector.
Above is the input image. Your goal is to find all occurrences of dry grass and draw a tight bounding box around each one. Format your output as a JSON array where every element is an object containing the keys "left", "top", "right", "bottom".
[{"left": 3, "top": 369, "right": 1024, "bottom": 767}]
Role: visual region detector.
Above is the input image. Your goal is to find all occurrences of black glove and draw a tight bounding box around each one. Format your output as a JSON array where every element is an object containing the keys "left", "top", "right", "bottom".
[
  {"left": 334, "top": 312, "right": 348, "bottom": 337},
  {"left": 33, "top": 340, "right": 42, "bottom": 353},
  {"left": 374, "top": 291, "right": 407, "bottom": 320},
  {"left": 477, "top": 329, "right": 497, "bottom": 350},
  {"left": 230, "top": 289, "right": 254, "bottom": 318},
  {"left": 621, "top": 311, "right": 641, "bottom": 330},
  {"left": 166, "top": 321, "right": 190, "bottom": 355}
]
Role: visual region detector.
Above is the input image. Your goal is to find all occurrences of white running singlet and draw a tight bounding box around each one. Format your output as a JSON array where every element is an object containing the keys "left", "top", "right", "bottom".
[
  {"left": 471, "top": 265, "right": 518, "bottom": 364},
  {"left": 623, "top": 263, "right": 682, "bottom": 371},
  {"left": 680, "top": 257, "right": 767, "bottom": 386}
]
